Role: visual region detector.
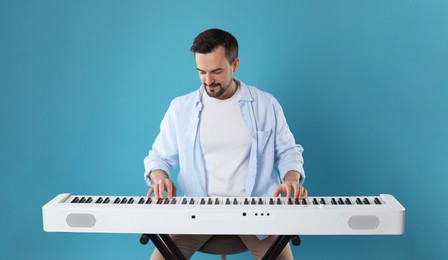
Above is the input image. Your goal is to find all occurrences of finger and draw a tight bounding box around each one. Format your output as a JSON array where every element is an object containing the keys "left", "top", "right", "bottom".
[
  {"left": 285, "top": 184, "right": 292, "bottom": 198},
  {"left": 303, "top": 188, "right": 308, "bottom": 198},
  {"left": 166, "top": 180, "right": 173, "bottom": 199},
  {"left": 158, "top": 182, "right": 165, "bottom": 199},
  {"left": 292, "top": 183, "right": 300, "bottom": 199},
  {"left": 153, "top": 184, "right": 159, "bottom": 199},
  {"left": 273, "top": 186, "right": 282, "bottom": 197},
  {"left": 147, "top": 187, "right": 154, "bottom": 197}
]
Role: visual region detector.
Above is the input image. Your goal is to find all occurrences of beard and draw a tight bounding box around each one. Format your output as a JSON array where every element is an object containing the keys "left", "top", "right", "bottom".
[{"left": 204, "top": 79, "right": 234, "bottom": 99}]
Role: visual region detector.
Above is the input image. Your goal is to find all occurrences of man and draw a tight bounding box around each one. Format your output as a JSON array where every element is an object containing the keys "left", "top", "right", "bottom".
[{"left": 144, "top": 28, "right": 306, "bottom": 260}]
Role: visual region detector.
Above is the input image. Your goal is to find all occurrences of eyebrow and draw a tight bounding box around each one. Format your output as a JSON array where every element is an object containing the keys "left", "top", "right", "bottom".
[{"left": 197, "top": 68, "right": 223, "bottom": 73}]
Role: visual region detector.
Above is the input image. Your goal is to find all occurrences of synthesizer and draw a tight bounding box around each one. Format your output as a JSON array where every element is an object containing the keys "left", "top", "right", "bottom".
[{"left": 42, "top": 193, "right": 405, "bottom": 235}]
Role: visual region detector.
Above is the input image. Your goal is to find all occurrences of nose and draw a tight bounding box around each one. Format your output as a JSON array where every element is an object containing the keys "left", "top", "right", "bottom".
[{"left": 204, "top": 74, "right": 214, "bottom": 86}]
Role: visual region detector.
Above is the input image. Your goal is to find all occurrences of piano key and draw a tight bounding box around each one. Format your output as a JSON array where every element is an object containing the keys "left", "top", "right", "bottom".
[
  {"left": 363, "top": 198, "right": 370, "bottom": 205},
  {"left": 269, "top": 198, "right": 274, "bottom": 205},
  {"left": 345, "top": 198, "right": 351, "bottom": 205},
  {"left": 288, "top": 198, "right": 293, "bottom": 205},
  {"left": 258, "top": 198, "right": 263, "bottom": 205},
  {"left": 79, "top": 197, "right": 87, "bottom": 203},
  {"left": 302, "top": 198, "right": 307, "bottom": 205},
  {"left": 251, "top": 198, "right": 256, "bottom": 205},
  {"left": 244, "top": 198, "right": 249, "bottom": 205},
  {"left": 138, "top": 198, "right": 145, "bottom": 204},
  {"left": 86, "top": 197, "right": 93, "bottom": 203},
  {"left": 156, "top": 199, "right": 163, "bottom": 204},
  {"left": 226, "top": 198, "right": 231, "bottom": 205},
  {"left": 338, "top": 198, "right": 344, "bottom": 205},
  {"left": 120, "top": 198, "right": 128, "bottom": 204},
  {"left": 128, "top": 198, "right": 134, "bottom": 204},
  {"left": 207, "top": 198, "right": 213, "bottom": 205},
  {"left": 374, "top": 198, "right": 382, "bottom": 204},
  {"left": 356, "top": 198, "right": 363, "bottom": 205},
  {"left": 277, "top": 198, "right": 282, "bottom": 205},
  {"left": 96, "top": 197, "right": 103, "bottom": 204},
  {"left": 189, "top": 198, "right": 195, "bottom": 205},
  {"left": 181, "top": 198, "right": 187, "bottom": 204},
  {"left": 313, "top": 198, "right": 318, "bottom": 205},
  {"left": 170, "top": 198, "right": 176, "bottom": 204},
  {"left": 71, "top": 197, "right": 80, "bottom": 203},
  {"left": 233, "top": 198, "right": 238, "bottom": 205},
  {"left": 103, "top": 197, "right": 110, "bottom": 204},
  {"left": 215, "top": 198, "right": 220, "bottom": 205},
  {"left": 200, "top": 198, "right": 206, "bottom": 205},
  {"left": 113, "top": 198, "right": 120, "bottom": 204},
  {"left": 320, "top": 198, "right": 326, "bottom": 205},
  {"left": 331, "top": 198, "right": 337, "bottom": 205},
  {"left": 163, "top": 198, "right": 170, "bottom": 204},
  {"left": 145, "top": 198, "right": 152, "bottom": 204}
]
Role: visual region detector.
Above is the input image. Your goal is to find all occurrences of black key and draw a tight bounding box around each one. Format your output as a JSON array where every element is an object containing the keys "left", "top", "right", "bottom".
[
  {"left": 313, "top": 198, "right": 318, "bottom": 205},
  {"left": 145, "top": 198, "right": 152, "bottom": 204},
  {"left": 374, "top": 198, "right": 381, "bottom": 204},
  {"left": 356, "top": 198, "right": 362, "bottom": 205},
  {"left": 215, "top": 198, "right": 219, "bottom": 205},
  {"left": 86, "top": 197, "right": 93, "bottom": 203},
  {"left": 331, "top": 198, "right": 337, "bottom": 205},
  {"left": 189, "top": 198, "right": 195, "bottom": 204},
  {"left": 294, "top": 198, "right": 300, "bottom": 205},
  {"left": 207, "top": 198, "right": 213, "bottom": 205},
  {"left": 338, "top": 198, "right": 344, "bottom": 205},
  {"left": 302, "top": 198, "right": 307, "bottom": 205},
  {"left": 233, "top": 198, "right": 238, "bottom": 205},
  {"left": 277, "top": 198, "right": 282, "bottom": 205},
  {"left": 163, "top": 198, "right": 170, "bottom": 204},
  {"left": 103, "top": 197, "right": 110, "bottom": 204},
  {"left": 156, "top": 199, "right": 163, "bottom": 204},
  {"left": 170, "top": 198, "right": 177, "bottom": 204},
  {"left": 138, "top": 198, "right": 145, "bottom": 204},
  {"left": 320, "top": 198, "right": 326, "bottom": 205},
  {"left": 251, "top": 198, "right": 256, "bottom": 205},
  {"left": 120, "top": 198, "right": 128, "bottom": 204},
  {"left": 258, "top": 198, "right": 263, "bottom": 205},
  {"left": 201, "top": 198, "right": 206, "bottom": 205},
  {"left": 226, "top": 198, "right": 231, "bottom": 205},
  {"left": 182, "top": 198, "right": 187, "bottom": 204},
  {"left": 345, "top": 198, "right": 351, "bottom": 205},
  {"left": 114, "top": 198, "right": 120, "bottom": 204},
  {"left": 269, "top": 198, "right": 274, "bottom": 205},
  {"left": 244, "top": 198, "right": 249, "bottom": 205},
  {"left": 363, "top": 198, "right": 370, "bottom": 205},
  {"left": 79, "top": 197, "right": 87, "bottom": 203},
  {"left": 128, "top": 198, "right": 134, "bottom": 204},
  {"left": 95, "top": 197, "right": 103, "bottom": 204},
  {"left": 288, "top": 198, "right": 293, "bottom": 205},
  {"left": 71, "top": 197, "right": 79, "bottom": 203}
]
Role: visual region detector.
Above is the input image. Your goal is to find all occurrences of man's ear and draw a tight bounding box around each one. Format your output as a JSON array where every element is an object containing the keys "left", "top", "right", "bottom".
[{"left": 232, "top": 58, "right": 240, "bottom": 73}]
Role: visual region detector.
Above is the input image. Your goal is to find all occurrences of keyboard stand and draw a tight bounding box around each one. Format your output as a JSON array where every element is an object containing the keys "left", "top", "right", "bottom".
[{"left": 140, "top": 233, "right": 301, "bottom": 259}]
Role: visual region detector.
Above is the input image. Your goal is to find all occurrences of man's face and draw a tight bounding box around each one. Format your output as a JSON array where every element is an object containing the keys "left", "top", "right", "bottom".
[{"left": 195, "top": 46, "right": 239, "bottom": 100}]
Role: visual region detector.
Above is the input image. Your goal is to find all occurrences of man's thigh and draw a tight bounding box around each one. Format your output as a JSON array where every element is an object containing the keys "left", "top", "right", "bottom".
[{"left": 239, "top": 235, "right": 293, "bottom": 260}]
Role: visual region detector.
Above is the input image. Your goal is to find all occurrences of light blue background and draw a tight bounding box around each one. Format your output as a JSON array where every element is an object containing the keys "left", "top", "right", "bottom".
[{"left": 1, "top": 0, "right": 447, "bottom": 259}]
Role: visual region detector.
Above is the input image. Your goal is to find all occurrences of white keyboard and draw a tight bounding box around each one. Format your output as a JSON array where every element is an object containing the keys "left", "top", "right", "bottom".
[{"left": 42, "top": 193, "right": 405, "bottom": 235}]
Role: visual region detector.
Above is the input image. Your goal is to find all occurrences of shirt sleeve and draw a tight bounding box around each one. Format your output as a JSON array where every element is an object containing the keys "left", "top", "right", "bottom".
[
  {"left": 143, "top": 101, "right": 180, "bottom": 187},
  {"left": 272, "top": 98, "right": 306, "bottom": 184}
]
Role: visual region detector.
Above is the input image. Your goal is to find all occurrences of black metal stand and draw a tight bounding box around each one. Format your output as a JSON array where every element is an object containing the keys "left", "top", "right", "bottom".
[{"left": 140, "top": 234, "right": 301, "bottom": 259}]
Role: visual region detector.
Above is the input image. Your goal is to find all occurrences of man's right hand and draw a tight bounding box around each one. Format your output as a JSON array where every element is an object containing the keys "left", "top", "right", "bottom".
[{"left": 146, "top": 170, "right": 177, "bottom": 199}]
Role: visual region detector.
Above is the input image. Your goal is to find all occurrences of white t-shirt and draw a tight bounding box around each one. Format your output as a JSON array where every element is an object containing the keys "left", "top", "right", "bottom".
[{"left": 199, "top": 86, "right": 251, "bottom": 197}]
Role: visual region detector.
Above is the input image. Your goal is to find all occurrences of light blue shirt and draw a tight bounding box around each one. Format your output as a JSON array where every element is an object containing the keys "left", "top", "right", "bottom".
[{"left": 144, "top": 80, "right": 305, "bottom": 197}]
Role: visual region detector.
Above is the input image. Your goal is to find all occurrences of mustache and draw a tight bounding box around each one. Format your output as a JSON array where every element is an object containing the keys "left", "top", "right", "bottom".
[{"left": 204, "top": 83, "right": 221, "bottom": 87}]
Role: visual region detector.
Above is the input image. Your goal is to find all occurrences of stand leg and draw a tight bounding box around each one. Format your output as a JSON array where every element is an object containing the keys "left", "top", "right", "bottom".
[
  {"left": 262, "top": 235, "right": 301, "bottom": 260},
  {"left": 159, "top": 234, "right": 186, "bottom": 260},
  {"left": 140, "top": 234, "right": 177, "bottom": 260}
]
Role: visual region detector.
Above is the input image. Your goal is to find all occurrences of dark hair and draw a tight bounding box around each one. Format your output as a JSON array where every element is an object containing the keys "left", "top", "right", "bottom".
[{"left": 190, "top": 28, "right": 239, "bottom": 64}]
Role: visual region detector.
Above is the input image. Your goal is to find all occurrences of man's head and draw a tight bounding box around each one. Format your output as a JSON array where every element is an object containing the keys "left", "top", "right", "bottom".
[
  {"left": 191, "top": 28, "right": 240, "bottom": 99},
  {"left": 190, "top": 28, "right": 238, "bottom": 64}
]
